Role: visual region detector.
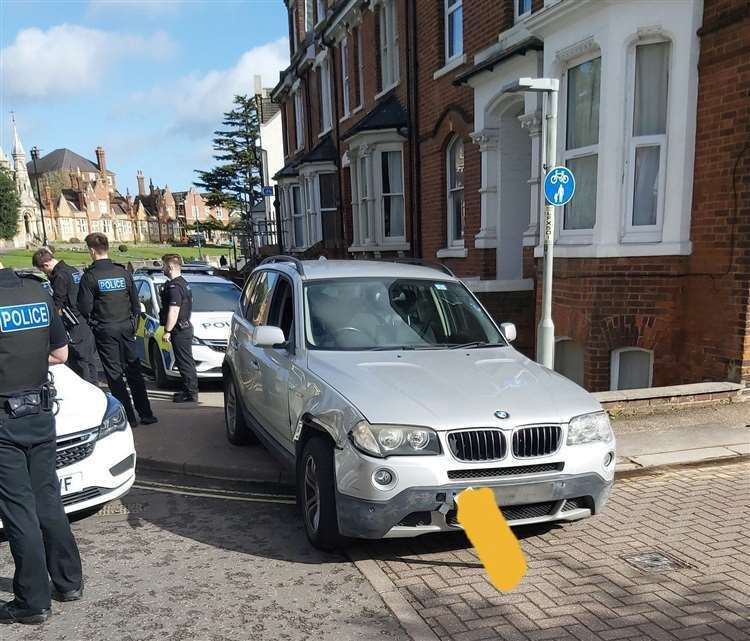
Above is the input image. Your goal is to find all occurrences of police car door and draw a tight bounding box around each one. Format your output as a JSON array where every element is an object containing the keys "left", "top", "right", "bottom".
[{"left": 135, "top": 280, "right": 157, "bottom": 362}]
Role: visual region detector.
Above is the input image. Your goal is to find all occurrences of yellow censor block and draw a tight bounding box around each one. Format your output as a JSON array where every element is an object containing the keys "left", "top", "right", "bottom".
[{"left": 456, "top": 487, "right": 527, "bottom": 592}]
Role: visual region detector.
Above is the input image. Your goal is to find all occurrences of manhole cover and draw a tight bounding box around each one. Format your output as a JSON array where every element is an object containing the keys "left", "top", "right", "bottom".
[
  {"left": 97, "top": 502, "right": 144, "bottom": 516},
  {"left": 622, "top": 550, "right": 691, "bottom": 573}
]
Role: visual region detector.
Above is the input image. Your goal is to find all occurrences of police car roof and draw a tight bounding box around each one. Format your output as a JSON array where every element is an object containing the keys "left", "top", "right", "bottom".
[{"left": 136, "top": 271, "right": 236, "bottom": 286}]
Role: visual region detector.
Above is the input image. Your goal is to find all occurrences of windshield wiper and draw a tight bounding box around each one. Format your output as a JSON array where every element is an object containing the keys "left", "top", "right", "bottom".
[
  {"left": 448, "top": 341, "right": 503, "bottom": 349},
  {"left": 368, "top": 345, "right": 443, "bottom": 351}
]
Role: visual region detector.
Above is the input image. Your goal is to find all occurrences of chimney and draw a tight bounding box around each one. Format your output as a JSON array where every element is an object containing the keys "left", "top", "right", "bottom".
[
  {"left": 69, "top": 170, "right": 78, "bottom": 191},
  {"left": 95, "top": 146, "right": 106, "bottom": 175},
  {"left": 136, "top": 170, "right": 145, "bottom": 196},
  {"left": 149, "top": 178, "right": 154, "bottom": 195},
  {"left": 254, "top": 74, "right": 263, "bottom": 96}
]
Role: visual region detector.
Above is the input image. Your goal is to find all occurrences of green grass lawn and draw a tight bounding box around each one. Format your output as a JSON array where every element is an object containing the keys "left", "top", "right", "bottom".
[{"left": 0, "top": 244, "right": 230, "bottom": 270}]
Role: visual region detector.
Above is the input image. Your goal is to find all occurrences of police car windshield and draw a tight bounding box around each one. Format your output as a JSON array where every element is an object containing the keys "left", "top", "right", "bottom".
[{"left": 159, "top": 282, "right": 240, "bottom": 312}]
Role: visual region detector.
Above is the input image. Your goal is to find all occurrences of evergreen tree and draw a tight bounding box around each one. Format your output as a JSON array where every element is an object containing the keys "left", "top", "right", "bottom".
[
  {"left": 0, "top": 167, "right": 20, "bottom": 241},
  {"left": 195, "top": 95, "right": 263, "bottom": 256}
]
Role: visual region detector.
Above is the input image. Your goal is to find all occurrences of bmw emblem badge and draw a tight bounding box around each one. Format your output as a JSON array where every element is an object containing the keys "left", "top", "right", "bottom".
[{"left": 494, "top": 410, "right": 510, "bottom": 420}]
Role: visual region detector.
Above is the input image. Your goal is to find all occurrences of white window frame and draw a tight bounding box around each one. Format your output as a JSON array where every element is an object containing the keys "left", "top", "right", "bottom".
[
  {"left": 290, "top": 183, "right": 306, "bottom": 249},
  {"left": 318, "top": 172, "right": 337, "bottom": 239},
  {"left": 98, "top": 200, "right": 108, "bottom": 214},
  {"left": 444, "top": 0, "right": 463, "bottom": 62},
  {"left": 446, "top": 136, "right": 465, "bottom": 248},
  {"left": 341, "top": 37, "right": 351, "bottom": 117},
  {"left": 319, "top": 56, "right": 333, "bottom": 134},
  {"left": 378, "top": 0, "right": 399, "bottom": 93},
  {"left": 355, "top": 27, "right": 364, "bottom": 109},
  {"left": 294, "top": 89, "right": 305, "bottom": 151},
  {"left": 514, "top": 0, "right": 532, "bottom": 22},
  {"left": 353, "top": 153, "right": 370, "bottom": 245},
  {"left": 559, "top": 52, "right": 602, "bottom": 245},
  {"left": 375, "top": 144, "right": 406, "bottom": 244},
  {"left": 77, "top": 219, "right": 87, "bottom": 234},
  {"left": 622, "top": 39, "right": 671, "bottom": 244},
  {"left": 610, "top": 347, "right": 654, "bottom": 391}
]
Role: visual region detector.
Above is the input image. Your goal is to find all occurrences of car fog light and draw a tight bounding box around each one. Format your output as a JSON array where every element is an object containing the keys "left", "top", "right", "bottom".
[
  {"left": 373, "top": 468, "right": 394, "bottom": 486},
  {"left": 603, "top": 451, "right": 615, "bottom": 467}
]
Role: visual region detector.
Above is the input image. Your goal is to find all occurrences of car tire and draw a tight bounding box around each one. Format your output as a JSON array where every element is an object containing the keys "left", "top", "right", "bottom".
[
  {"left": 224, "top": 373, "right": 257, "bottom": 446},
  {"left": 298, "top": 436, "right": 345, "bottom": 551},
  {"left": 150, "top": 341, "right": 169, "bottom": 389}
]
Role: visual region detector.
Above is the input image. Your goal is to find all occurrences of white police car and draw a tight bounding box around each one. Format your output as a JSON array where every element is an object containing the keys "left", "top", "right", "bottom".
[
  {"left": 0, "top": 365, "right": 136, "bottom": 528},
  {"left": 132, "top": 265, "right": 241, "bottom": 387}
]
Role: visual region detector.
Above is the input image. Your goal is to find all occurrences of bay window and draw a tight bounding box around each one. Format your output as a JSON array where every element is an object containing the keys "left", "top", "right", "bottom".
[
  {"left": 625, "top": 41, "right": 670, "bottom": 239},
  {"left": 357, "top": 155, "right": 369, "bottom": 242},
  {"left": 446, "top": 137, "right": 465, "bottom": 246},
  {"left": 319, "top": 173, "right": 338, "bottom": 243},
  {"left": 291, "top": 184, "right": 305, "bottom": 248},
  {"left": 445, "top": 0, "right": 463, "bottom": 61},
  {"left": 378, "top": 0, "right": 399, "bottom": 91},
  {"left": 563, "top": 56, "right": 601, "bottom": 236}
]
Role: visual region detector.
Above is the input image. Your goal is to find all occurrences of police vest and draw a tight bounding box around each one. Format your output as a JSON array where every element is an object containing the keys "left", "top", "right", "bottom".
[
  {"left": 159, "top": 277, "right": 193, "bottom": 326},
  {"left": 85, "top": 260, "right": 133, "bottom": 324},
  {"left": 0, "top": 274, "right": 52, "bottom": 395}
]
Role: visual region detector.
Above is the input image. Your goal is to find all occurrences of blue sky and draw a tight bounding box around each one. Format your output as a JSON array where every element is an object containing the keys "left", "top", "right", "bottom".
[{"left": 0, "top": 0, "right": 289, "bottom": 195}]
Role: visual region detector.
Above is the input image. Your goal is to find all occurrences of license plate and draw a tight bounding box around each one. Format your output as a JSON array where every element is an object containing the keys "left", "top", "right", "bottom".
[{"left": 59, "top": 473, "right": 83, "bottom": 496}]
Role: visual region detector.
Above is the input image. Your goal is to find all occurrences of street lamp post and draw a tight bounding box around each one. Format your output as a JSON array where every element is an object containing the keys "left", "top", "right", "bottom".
[
  {"left": 29, "top": 146, "right": 48, "bottom": 246},
  {"left": 502, "top": 78, "right": 559, "bottom": 369}
]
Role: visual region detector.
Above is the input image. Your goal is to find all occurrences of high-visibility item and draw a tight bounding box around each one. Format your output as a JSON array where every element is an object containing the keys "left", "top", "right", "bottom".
[{"left": 456, "top": 487, "right": 527, "bottom": 592}]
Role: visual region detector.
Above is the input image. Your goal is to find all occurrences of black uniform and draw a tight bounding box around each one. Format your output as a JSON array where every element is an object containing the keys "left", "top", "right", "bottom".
[
  {"left": 0, "top": 268, "right": 82, "bottom": 614},
  {"left": 77, "top": 259, "right": 154, "bottom": 426},
  {"left": 48, "top": 261, "right": 98, "bottom": 386},
  {"left": 160, "top": 276, "right": 198, "bottom": 399}
]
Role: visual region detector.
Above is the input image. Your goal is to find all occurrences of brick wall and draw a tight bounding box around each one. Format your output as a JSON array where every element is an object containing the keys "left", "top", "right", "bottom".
[{"left": 684, "top": 0, "right": 750, "bottom": 384}]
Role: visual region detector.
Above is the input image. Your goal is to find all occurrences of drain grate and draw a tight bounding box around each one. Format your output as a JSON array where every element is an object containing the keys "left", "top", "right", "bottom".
[
  {"left": 97, "top": 502, "right": 144, "bottom": 516},
  {"left": 622, "top": 550, "right": 691, "bottom": 573}
]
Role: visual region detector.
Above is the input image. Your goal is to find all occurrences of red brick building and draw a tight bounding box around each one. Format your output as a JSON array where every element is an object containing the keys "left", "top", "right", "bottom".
[{"left": 272, "top": 0, "right": 749, "bottom": 392}]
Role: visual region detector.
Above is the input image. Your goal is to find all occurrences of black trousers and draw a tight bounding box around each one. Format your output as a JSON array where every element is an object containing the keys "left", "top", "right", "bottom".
[
  {"left": 0, "top": 411, "right": 82, "bottom": 611},
  {"left": 67, "top": 322, "right": 99, "bottom": 387},
  {"left": 94, "top": 321, "right": 153, "bottom": 425},
  {"left": 172, "top": 326, "right": 198, "bottom": 398}
]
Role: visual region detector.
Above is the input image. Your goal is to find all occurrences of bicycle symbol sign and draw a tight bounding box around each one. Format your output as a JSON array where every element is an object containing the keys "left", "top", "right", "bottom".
[{"left": 544, "top": 166, "right": 576, "bottom": 207}]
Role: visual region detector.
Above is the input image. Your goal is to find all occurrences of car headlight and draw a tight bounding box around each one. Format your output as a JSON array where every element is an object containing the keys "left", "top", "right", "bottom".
[
  {"left": 350, "top": 422, "right": 441, "bottom": 457},
  {"left": 191, "top": 335, "right": 206, "bottom": 346},
  {"left": 98, "top": 394, "right": 129, "bottom": 440},
  {"left": 566, "top": 412, "right": 613, "bottom": 446}
]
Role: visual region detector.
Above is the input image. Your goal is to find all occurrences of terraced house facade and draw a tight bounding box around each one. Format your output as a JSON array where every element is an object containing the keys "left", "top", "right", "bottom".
[{"left": 272, "top": 0, "right": 750, "bottom": 392}]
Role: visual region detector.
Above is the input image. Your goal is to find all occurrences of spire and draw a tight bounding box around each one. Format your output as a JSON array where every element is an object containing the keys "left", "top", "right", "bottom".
[{"left": 11, "top": 114, "right": 25, "bottom": 158}]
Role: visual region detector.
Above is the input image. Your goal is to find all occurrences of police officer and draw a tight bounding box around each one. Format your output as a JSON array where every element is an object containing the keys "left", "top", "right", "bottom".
[
  {"left": 77, "top": 233, "right": 157, "bottom": 427},
  {"left": 32, "top": 248, "right": 99, "bottom": 386},
  {"left": 0, "top": 261, "right": 83, "bottom": 625},
  {"left": 160, "top": 254, "right": 199, "bottom": 403}
]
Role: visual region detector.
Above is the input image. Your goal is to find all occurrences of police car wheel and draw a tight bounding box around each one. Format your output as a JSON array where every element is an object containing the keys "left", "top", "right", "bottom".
[
  {"left": 224, "top": 374, "right": 257, "bottom": 446},
  {"left": 149, "top": 341, "right": 169, "bottom": 389}
]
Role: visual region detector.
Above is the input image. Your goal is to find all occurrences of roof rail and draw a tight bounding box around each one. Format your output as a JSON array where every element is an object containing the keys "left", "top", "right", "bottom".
[
  {"left": 391, "top": 258, "right": 455, "bottom": 278},
  {"left": 260, "top": 255, "right": 305, "bottom": 276}
]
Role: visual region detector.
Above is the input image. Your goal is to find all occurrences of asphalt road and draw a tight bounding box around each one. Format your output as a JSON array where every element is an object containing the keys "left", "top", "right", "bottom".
[{"left": 0, "top": 473, "right": 406, "bottom": 641}]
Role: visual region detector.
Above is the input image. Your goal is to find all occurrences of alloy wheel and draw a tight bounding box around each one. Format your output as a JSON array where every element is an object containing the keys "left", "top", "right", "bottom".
[{"left": 303, "top": 455, "right": 321, "bottom": 533}]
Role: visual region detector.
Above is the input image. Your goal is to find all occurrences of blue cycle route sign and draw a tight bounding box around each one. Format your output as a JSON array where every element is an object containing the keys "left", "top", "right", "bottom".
[
  {"left": 262, "top": 186, "right": 274, "bottom": 197},
  {"left": 544, "top": 166, "right": 576, "bottom": 207}
]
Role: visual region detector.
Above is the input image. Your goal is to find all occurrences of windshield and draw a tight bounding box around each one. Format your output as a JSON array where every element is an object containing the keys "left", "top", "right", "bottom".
[
  {"left": 158, "top": 281, "right": 241, "bottom": 312},
  {"left": 304, "top": 278, "right": 505, "bottom": 351}
]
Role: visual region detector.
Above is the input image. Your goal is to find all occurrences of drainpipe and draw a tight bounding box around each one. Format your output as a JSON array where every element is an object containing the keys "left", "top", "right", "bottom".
[
  {"left": 321, "top": 28, "right": 344, "bottom": 255},
  {"left": 406, "top": 0, "right": 421, "bottom": 258}
]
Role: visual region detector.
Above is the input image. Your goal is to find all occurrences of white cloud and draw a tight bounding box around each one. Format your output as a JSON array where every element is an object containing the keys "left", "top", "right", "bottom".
[
  {"left": 131, "top": 38, "right": 289, "bottom": 138},
  {"left": 1, "top": 24, "right": 176, "bottom": 99}
]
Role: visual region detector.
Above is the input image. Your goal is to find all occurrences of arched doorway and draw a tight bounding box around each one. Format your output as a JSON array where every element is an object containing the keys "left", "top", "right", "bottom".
[{"left": 487, "top": 97, "right": 532, "bottom": 281}]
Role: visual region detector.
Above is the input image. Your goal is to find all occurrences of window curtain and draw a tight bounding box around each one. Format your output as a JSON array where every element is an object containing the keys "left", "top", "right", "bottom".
[
  {"left": 632, "top": 146, "right": 660, "bottom": 226},
  {"left": 634, "top": 43, "right": 668, "bottom": 136},
  {"left": 382, "top": 151, "right": 404, "bottom": 238},
  {"left": 566, "top": 58, "right": 601, "bottom": 150},
  {"left": 565, "top": 155, "right": 597, "bottom": 230},
  {"left": 617, "top": 350, "right": 651, "bottom": 390}
]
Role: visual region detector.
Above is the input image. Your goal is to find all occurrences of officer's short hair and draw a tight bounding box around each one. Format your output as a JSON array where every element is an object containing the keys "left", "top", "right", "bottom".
[
  {"left": 161, "top": 254, "right": 183, "bottom": 269},
  {"left": 85, "top": 233, "right": 109, "bottom": 253},
  {"left": 32, "top": 247, "right": 55, "bottom": 269}
]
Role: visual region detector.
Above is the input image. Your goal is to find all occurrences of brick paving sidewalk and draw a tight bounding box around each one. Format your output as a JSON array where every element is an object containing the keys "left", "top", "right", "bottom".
[{"left": 368, "top": 461, "right": 750, "bottom": 641}]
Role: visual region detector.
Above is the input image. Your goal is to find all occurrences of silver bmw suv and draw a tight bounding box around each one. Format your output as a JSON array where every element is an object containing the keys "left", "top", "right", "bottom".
[{"left": 223, "top": 257, "right": 615, "bottom": 549}]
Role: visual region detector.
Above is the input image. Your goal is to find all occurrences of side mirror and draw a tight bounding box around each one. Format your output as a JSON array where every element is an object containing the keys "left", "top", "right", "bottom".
[
  {"left": 139, "top": 302, "right": 146, "bottom": 314},
  {"left": 253, "top": 325, "right": 286, "bottom": 348},
  {"left": 500, "top": 322, "right": 517, "bottom": 343}
]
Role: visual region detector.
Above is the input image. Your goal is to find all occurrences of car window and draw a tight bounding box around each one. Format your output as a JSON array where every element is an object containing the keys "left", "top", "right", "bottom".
[
  {"left": 268, "top": 277, "right": 295, "bottom": 344},
  {"left": 187, "top": 282, "right": 241, "bottom": 312},
  {"left": 304, "top": 278, "right": 504, "bottom": 351},
  {"left": 245, "top": 271, "right": 279, "bottom": 327},
  {"left": 240, "top": 273, "right": 260, "bottom": 318},
  {"left": 137, "top": 280, "right": 156, "bottom": 317}
]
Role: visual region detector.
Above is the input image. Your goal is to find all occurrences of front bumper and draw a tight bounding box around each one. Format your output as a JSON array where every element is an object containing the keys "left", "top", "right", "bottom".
[
  {"left": 164, "top": 344, "right": 224, "bottom": 379},
  {"left": 337, "top": 472, "right": 613, "bottom": 539}
]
